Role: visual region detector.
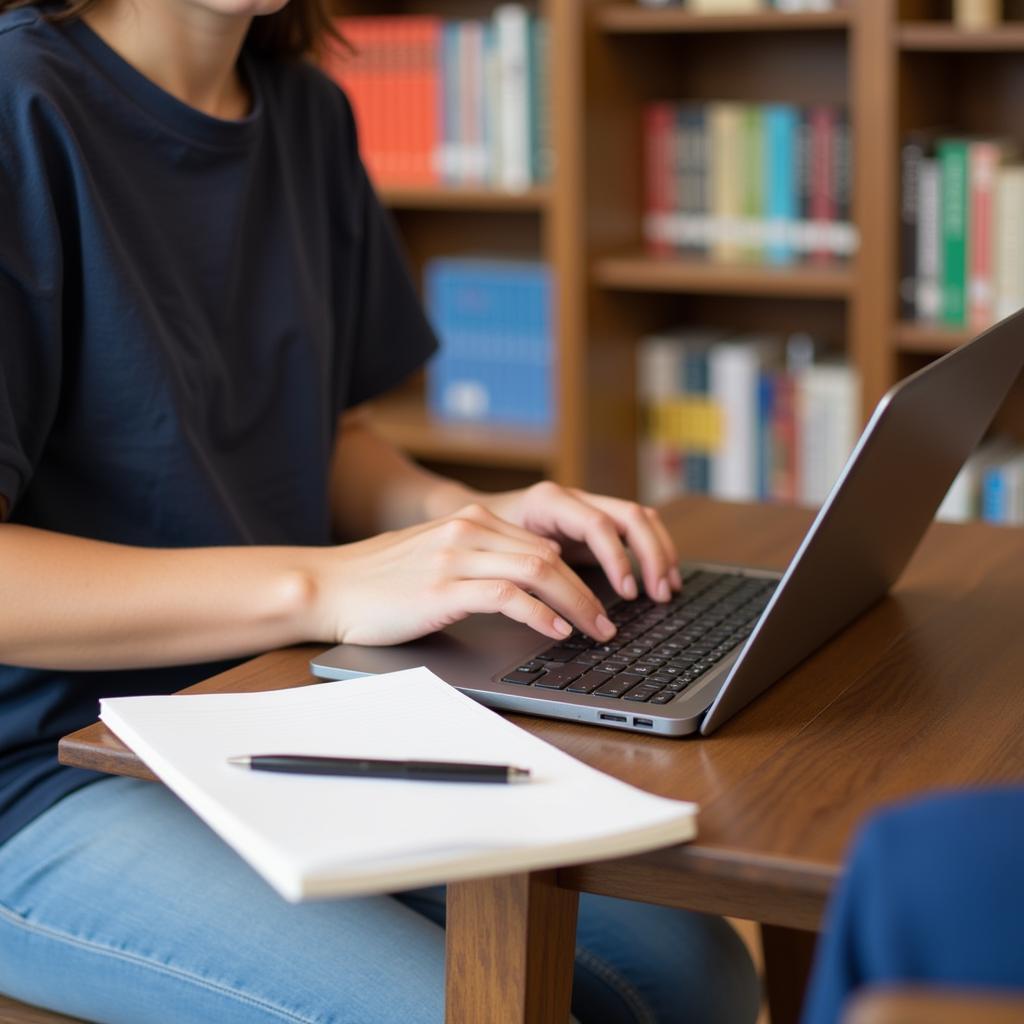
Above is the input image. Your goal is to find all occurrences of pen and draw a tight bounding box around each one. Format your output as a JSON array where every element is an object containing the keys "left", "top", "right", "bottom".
[{"left": 226, "top": 754, "right": 531, "bottom": 784}]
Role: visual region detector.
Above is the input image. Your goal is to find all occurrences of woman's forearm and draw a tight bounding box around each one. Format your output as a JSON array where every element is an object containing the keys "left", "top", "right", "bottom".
[
  {"left": 0, "top": 523, "right": 321, "bottom": 670},
  {"left": 328, "top": 408, "right": 480, "bottom": 538}
]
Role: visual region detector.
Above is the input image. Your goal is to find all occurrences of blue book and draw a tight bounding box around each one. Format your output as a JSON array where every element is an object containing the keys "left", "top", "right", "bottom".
[
  {"left": 425, "top": 258, "right": 552, "bottom": 429},
  {"left": 756, "top": 371, "right": 776, "bottom": 501},
  {"left": 682, "top": 347, "right": 710, "bottom": 495},
  {"left": 764, "top": 104, "right": 798, "bottom": 266},
  {"left": 982, "top": 465, "right": 1007, "bottom": 524}
]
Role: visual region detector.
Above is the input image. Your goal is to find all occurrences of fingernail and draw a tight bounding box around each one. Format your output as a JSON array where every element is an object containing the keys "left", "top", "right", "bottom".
[
  {"left": 622, "top": 574, "right": 638, "bottom": 600},
  {"left": 657, "top": 578, "right": 671, "bottom": 602},
  {"left": 554, "top": 617, "right": 572, "bottom": 637},
  {"left": 670, "top": 567, "right": 683, "bottom": 590},
  {"left": 596, "top": 614, "right": 616, "bottom": 640}
]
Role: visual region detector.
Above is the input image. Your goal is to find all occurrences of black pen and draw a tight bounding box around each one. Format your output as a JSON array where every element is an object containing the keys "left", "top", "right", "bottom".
[{"left": 226, "top": 754, "right": 531, "bottom": 784}]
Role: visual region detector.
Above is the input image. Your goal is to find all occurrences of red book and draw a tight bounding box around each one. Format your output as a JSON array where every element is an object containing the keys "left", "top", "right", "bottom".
[
  {"left": 808, "top": 105, "right": 836, "bottom": 264},
  {"left": 644, "top": 102, "right": 675, "bottom": 256},
  {"left": 770, "top": 372, "right": 797, "bottom": 503},
  {"left": 967, "top": 140, "right": 1002, "bottom": 330},
  {"left": 322, "top": 17, "right": 442, "bottom": 187}
]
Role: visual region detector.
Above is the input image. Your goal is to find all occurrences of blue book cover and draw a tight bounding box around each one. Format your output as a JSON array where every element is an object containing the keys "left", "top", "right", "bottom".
[
  {"left": 683, "top": 347, "right": 710, "bottom": 495},
  {"left": 756, "top": 371, "right": 776, "bottom": 500},
  {"left": 764, "top": 104, "right": 798, "bottom": 266},
  {"left": 982, "top": 465, "right": 1007, "bottom": 524},
  {"left": 425, "top": 258, "right": 552, "bottom": 429}
]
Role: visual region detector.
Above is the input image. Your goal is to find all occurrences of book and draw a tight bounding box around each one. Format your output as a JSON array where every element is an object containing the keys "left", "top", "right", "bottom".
[
  {"left": 939, "top": 139, "right": 970, "bottom": 327},
  {"left": 916, "top": 156, "right": 943, "bottom": 322},
  {"left": 995, "top": 166, "right": 1024, "bottom": 320},
  {"left": 99, "top": 668, "right": 698, "bottom": 902}
]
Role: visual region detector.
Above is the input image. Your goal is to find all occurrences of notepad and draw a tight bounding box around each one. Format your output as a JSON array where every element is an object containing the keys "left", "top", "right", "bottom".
[{"left": 99, "top": 667, "right": 697, "bottom": 901}]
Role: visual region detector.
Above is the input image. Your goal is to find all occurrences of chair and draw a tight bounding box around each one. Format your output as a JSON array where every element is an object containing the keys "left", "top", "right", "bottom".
[
  {"left": 844, "top": 986, "right": 1024, "bottom": 1024},
  {"left": 0, "top": 994, "right": 90, "bottom": 1023}
]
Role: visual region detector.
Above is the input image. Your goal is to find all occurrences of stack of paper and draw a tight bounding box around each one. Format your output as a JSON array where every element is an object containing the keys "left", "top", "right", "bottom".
[{"left": 100, "top": 667, "right": 698, "bottom": 901}]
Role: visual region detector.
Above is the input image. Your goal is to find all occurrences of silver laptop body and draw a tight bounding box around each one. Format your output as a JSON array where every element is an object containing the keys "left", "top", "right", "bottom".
[{"left": 311, "top": 312, "right": 1024, "bottom": 736}]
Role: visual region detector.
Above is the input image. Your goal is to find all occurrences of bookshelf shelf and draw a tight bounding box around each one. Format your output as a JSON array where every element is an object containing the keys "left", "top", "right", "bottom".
[
  {"left": 893, "top": 321, "right": 974, "bottom": 354},
  {"left": 592, "top": 253, "right": 854, "bottom": 299},
  {"left": 897, "top": 22, "right": 1024, "bottom": 51},
  {"left": 596, "top": 6, "right": 851, "bottom": 34},
  {"left": 365, "top": 392, "right": 554, "bottom": 471},
  {"left": 379, "top": 185, "right": 551, "bottom": 212}
]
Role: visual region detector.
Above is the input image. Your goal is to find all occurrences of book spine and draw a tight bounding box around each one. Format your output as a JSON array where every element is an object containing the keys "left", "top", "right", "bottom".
[
  {"left": 644, "top": 102, "right": 675, "bottom": 255},
  {"left": 494, "top": 4, "right": 531, "bottom": 192},
  {"left": 995, "top": 167, "right": 1024, "bottom": 320},
  {"left": 808, "top": 105, "right": 836, "bottom": 264},
  {"left": 710, "top": 103, "right": 744, "bottom": 263},
  {"left": 764, "top": 104, "right": 798, "bottom": 266},
  {"left": 982, "top": 464, "right": 1007, "bottom": 524},
  {"left": 968, "top": 140, "right": 1002, "bottom": 329},
  {"left": 939, "top": 138, "right": 970, "bottom": 327},
  {"left": 916, "top": 157, "right": 942, "bottom": 321},
  {"left": 899, "top": 136, "right": 925, "bottom": 321},
  {"left": 683, "top": 348, "right": 712, "bottom": 495},
  {"left": 742, "top": 105, "right": 765, "bottom": 264}
]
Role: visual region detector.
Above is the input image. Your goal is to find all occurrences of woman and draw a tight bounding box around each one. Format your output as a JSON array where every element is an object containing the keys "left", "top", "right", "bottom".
[{"left": 0, "top": 0, "right": 760, "bottom": 1019}]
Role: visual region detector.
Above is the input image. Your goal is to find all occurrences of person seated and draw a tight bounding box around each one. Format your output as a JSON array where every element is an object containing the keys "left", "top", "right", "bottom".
[{"left": 801, "top": 788, "right": 1024, "bottom": 1024}]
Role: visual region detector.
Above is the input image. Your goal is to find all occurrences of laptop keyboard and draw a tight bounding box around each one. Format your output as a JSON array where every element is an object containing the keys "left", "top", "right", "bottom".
[{"left": 498, "top": 570, "right": 778, "bottom": 706}]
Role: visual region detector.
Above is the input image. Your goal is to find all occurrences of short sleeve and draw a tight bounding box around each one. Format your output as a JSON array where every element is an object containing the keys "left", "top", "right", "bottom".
[
  {"left": 332, "top": 95, "right": 438, "bottom": 411},
  {"left": 0, "top": 109, "right": 63, "bottom": 518}
]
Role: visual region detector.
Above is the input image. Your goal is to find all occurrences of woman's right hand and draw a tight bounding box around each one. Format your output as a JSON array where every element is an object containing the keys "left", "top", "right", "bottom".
[{"left": 308, "top": 503, "right": 618, "bottom": 648}]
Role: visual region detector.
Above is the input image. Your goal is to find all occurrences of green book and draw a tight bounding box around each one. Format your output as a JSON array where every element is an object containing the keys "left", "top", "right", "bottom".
[
  {"left": 742, "top": 106, "right": 764, "bottom": 263},
  {"left": 939, "top": 139, "right": 969, "bottom": 327}
]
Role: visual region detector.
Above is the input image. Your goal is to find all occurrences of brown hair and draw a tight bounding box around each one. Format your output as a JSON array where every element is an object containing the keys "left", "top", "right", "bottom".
[{"left": 2, "top": 0, "right": 345, "bottom": 58}]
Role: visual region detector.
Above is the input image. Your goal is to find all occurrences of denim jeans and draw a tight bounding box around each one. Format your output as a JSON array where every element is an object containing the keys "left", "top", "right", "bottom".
[{"left": 0, "top": 776, "right": 759, "bottom": 1024}]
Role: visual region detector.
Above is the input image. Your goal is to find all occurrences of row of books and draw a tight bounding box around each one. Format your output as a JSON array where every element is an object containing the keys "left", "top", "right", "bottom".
[
  {"left": 899, "top": 134, "right": 1024, "bottom": 330},
  {"left": 322, "top": 7, "right": 549, "bottom": 191},
  {"left": 637, "top": 1, "right": 845, "bottom": 11},
  {"left": 425, "top": 258, "right": 552, "bottom": 429},
  {"left": 644, "top": 101, "right": 856, "bottom": 265},
  {"left": 939, "top": 439, "right": 1024, "bottom": 526},
  {"left": 637, "top": 328, "right": 858, "bottom": 507}
]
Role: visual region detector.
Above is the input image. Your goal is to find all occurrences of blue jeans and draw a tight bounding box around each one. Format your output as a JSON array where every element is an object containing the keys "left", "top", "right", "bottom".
[{"left": 0, "top": 776, "right": 759, "bottom": 1024}]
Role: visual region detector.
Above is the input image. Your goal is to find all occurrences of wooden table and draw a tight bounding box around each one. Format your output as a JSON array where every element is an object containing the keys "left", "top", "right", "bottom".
[{"left": 59, "top": 498, "right": 1024, "bottom": 1024}]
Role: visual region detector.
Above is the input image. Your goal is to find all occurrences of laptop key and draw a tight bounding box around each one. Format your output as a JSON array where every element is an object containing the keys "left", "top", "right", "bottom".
[
  {"left": 566, "top": 671, "right": 609, "bottom": 694},
  {"left": 594, "top": 676, "right": 634, "bottom": 698},
  {"left": 649, "top": 692, "right": 676, "bottom": 704},
  {"left": 534, "top": 666, "right": 584, "bottom": 689},
  {"left": 501, "top": 669, "right": 544, "bottom": 685},
  {"left": 623, "top": 685, "right": 663, "bottom": 702},
  {"left": 537, "top": 646, "right": 576, "bottom": 662},
  {"left": 515, "top": 660, "right": 546, "bottom": 673}
]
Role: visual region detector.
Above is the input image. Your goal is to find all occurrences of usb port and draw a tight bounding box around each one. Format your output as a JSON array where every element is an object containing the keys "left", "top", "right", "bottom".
[
  {"left": 633, "top": 718, "right": 654, "bottom": 728},
  {"left": 599, "top": 713, "right": 628, "bottom": 723}
]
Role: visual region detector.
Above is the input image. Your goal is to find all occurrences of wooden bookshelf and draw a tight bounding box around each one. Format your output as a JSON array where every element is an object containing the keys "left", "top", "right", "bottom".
[
  {"left": 596, "top": 6, "right": 851, "bottom": 34},
  {"left": 379, "top": 185, "right": 551, "bottom": 212},
  {"left": 338, "top": 2, "right": 1024, "bottom": 502},
  {"left": 365, "top": 391, "right": 554, "bottom": 470},
  {"left": 593, "top": 254, "right": 855, "bottom": 299},
  {"left": 893, "top": 321, "right": 974, "bottom": 355},
  {"left": 898, "top": 22, "right": 1024, "bottom": 50}
]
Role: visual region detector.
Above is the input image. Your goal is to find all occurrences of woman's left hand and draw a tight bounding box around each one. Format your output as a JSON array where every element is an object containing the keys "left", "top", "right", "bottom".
[{"left": 480, "top": 482, "right": 682, "bottom": 604}]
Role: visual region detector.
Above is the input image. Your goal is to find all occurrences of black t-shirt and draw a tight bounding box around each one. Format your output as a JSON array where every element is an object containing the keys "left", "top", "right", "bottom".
[{"left": 0, "top": 8, "right": 438, "bottom": 845}]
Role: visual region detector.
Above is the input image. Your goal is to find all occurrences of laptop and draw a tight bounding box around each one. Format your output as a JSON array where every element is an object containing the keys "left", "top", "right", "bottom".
[{"left": 311, "top": 312, "right": 1024, "bottom": 736}]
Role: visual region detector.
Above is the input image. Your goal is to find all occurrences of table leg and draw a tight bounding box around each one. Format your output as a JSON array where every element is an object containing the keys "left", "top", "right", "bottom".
[
  {"left": 445, "top": 871, "right": 579, "bottom": 1024},
  {"left": 760, "top": 924, "right": 818, "bottom": 1024}
]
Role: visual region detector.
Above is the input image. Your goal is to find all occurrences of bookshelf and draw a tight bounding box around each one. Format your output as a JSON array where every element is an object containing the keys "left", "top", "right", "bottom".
[{"left": 332, "top": 1, "right": 1024, "bottom": 504}]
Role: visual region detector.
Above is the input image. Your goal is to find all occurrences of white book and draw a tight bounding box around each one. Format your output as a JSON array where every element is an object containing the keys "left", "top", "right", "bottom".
[
  {"left": 797, "top": 362, "right": 858, "bottom": 508},
  {"left": 709, "top": 336, "right": 779, "bottom": 502},
  {"left": 494, "top": 4, "right": 531, "bottom": 192},
  {"left": 99, "top": 668, "right": 698, "bottom": 902},
  {"left": 995, "top": 166, "right": 1024, "bottom": 321}
]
